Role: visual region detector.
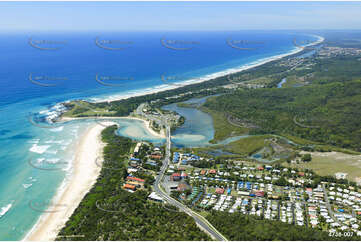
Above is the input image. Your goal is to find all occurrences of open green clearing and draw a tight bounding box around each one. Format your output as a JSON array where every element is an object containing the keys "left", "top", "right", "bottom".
[{"left": 284, "top": 151, "right": 361, "bottom": 182}]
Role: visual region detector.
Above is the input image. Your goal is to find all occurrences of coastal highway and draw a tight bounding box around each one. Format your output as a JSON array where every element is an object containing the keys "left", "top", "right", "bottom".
[{"left": 152, "top": 115, "right": 228, "bottom": 241}]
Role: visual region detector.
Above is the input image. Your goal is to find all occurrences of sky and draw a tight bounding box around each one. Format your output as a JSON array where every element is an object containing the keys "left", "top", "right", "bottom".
[{"left": 0, "top": 1, "right": 361, "bottom": 32}]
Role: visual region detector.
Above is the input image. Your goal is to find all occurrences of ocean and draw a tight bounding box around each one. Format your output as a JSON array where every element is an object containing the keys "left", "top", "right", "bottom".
[{"left": 0, "top": 31, "right": 319, "bottom": 240}]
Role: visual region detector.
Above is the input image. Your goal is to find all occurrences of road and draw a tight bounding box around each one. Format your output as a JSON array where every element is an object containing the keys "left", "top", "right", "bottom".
[
  {"left": 148, "top": 109, "right": 227, "bottom": 241},
  {"left": 322, "top": 183, "right": 338, "bottom": 223}
]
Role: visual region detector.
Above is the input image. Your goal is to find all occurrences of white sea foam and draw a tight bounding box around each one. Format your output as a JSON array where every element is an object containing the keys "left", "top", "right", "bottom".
[
  {"left": 22, "top": 184, "right": 33, "bottom": 189},
  {"left": 36, "top": 158, "right": 45, "bottom": 164},
  {"left": 62, "top": 159, "right": 72, "bottom": 172},
  {"left": 28, "top": 177, "right": 37, "bottom": 182},
  {"left": 43, "top": 103, "right": 67, "bottom": 123},
  {"left": 50, "top": 126, "right": 64, "bottom": 132},
  {"left": 45, "top": 149, "right": 58, "bottom": 155},
  {"left": 87, "top": 35, "right": 324, "bottom": 104},
  {"left": 0, "top": 203, "right": 12, "bottom": 218},
  {"left": 29, "top": 144, "right": 50, "bottom": 154},
  {"left": 24, "top": 34, "right": 325, "bottom": 241},
  {"left": 27, "top": 139, "right": 40, "bottom": 144},
  {"left": 45, "top": 158, "right": 60, "bottom": 164},
  {"left": 44, "top": 140, "right": 65, "bottom": 144}
]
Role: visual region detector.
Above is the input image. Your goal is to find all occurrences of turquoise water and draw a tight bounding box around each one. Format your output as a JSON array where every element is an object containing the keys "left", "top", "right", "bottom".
[
  {"left": 163, "top": 97, "right": 215, "bottom": 147},
  {"left": 115, "top": 118, "right": 165, "bottom": 145},
  {"left": 277, "top": 78, "right": 287, "bottom": 88},
  {"left": 163, "top": 96, "right": 250, "bottom": 147},
  {"left": 0, "top": 31, "right": 318, "bottom": 240},
  {"left": 0, "top": 98, "right": 95, "bottom": 239}
]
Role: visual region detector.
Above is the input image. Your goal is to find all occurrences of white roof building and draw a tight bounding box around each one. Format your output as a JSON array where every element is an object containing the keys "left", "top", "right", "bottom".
[
  {"left": 335, "top": 172, "right": 348, "bottom": 180},
  {"left": 148, "top": 192, "right": 163, "bottom": 202}
]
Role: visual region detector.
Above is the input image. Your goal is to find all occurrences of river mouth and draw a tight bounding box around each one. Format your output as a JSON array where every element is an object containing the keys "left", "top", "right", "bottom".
[{"left": 112, "top": 96, "right": 297, "bottom": 163}]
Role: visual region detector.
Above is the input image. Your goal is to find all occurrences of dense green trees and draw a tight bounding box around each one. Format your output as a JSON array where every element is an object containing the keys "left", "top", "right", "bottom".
[
  {"left": 207, "top": 211, "right": 360, "bottom": 241},
  {"left": 302, "top": 154, "right": 312, "bottom": 162},
  {"left": 204, "top": 80, "right": 361, "bottom": 151},
  {"left": 57, "top": 126, "right": 209, "bottom": 241}
]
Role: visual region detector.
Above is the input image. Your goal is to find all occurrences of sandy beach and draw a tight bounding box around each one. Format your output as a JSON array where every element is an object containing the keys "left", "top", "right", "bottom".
[
  {"left": 88, "top": 35, "right": 324, "bottom": 104},
  {"left": 24, "top": 35, "right": 324, "bottom": 241},
  {"left": 59, "top": 116, "right": 165, "bottom": 138},
  {"left": 25, "top": 121, "right": 116, "bottom": 241}
]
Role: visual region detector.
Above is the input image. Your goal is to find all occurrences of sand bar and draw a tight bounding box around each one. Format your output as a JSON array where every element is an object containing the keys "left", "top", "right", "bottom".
[{"left": 59, "top": 116, "right": 165, "bottom": 138}]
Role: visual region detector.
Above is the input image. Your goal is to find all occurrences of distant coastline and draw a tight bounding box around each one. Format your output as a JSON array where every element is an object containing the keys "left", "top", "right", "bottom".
[
  {"left": 24, "top": 34, "right": 324, "bottom": 241},
  {"left": 89, "top": 35, "right": 324, "bottom": 104}
]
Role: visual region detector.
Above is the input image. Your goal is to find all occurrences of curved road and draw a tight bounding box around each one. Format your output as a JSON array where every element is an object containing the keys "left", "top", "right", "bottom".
[{"left": 153, "top": 116, "right": 227, "bottom": 241}]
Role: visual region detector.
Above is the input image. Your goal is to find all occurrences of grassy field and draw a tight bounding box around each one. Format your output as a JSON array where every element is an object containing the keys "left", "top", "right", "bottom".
[
  {"left": 62, "top": 100, "right": 116, "bottom": 117},
  {"left": 200, "top": 107, "right": 249, "bottom": 143},
  {"left": 281, "top": 75, "right": 308, "bottom": 88},
  {"left": 283, "top": 151, "right": 361, "bottom": 182},
  {"left": 244, "top": 76, "right": 275, "bottom": 85},
  {"left": 222, "top": 135, "right": 272, "bottom": 156}
]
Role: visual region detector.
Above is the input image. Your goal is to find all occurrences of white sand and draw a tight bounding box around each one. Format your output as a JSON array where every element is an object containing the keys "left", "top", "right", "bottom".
[
  {"left": 25, "top": 121, "right": 116, "bottom": 241},
  {"left": 25, "top": 35, "right": 325, "bottom": 241},
  {"left": 122, "top": 116, "right": 165, "bottom": 138},
  {"left": 89, "top": 35, "right": 325, "bottom": 104},
  {"left": 59, "top": 116, "right": 165, "bottom": 138}
]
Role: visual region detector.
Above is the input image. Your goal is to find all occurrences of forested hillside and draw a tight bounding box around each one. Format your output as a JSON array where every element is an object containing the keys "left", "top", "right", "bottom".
[{"left": 204, "top": 80, "right": 361, "bottom": 151}]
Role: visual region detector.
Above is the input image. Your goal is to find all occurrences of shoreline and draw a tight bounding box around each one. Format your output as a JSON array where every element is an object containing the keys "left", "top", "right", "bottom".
[
  {"left": 87, "top": 35, "right": 324, "bottom": 104},
  {"left": 59, "top": 116, "right": 165, "bottom": 139},
  {"left": 24, "top": 121, "right": 116, "bottom": 241},
  {"left": 24, "top": 34, "right": 324, "bottom": 240}
]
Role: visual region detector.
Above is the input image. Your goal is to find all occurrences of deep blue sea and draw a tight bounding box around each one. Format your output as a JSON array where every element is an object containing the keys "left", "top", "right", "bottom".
[{"left": 0, "top": 31, "right": 318, "bottom": 240}]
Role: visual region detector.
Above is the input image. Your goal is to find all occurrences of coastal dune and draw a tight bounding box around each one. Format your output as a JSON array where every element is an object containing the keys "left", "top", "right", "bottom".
[{"left": 25, "top": 121, "right": 116, "bottom": 241}]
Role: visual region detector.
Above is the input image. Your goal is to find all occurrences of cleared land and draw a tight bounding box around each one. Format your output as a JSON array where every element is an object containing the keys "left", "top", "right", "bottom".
[
  {"left": 62, "top": 101, "right": 115, "bottom": 117},
  {"left": 201, "top": 107, "right": 249, "bottom": 143},
  {"left": 284, "top": 151, "right": 361, "bottom": 182}
]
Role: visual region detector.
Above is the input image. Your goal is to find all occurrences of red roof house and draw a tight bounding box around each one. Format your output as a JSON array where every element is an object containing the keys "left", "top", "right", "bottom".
[
  {"left": 216, "top": 188, "right": 225, "bottom": 194},
  {"left": 151, "top": 154, "right": 162, "bottom": 160},
  {"left": 177, "top": 182, "right": 191, "bottom": 192},
  {"left": 181, "top": 172, "right": 188, "bottom": 178},
  {"left": 126, "top": 176, "right": 145, "bottom": 183},
  {"left": 171, "top": 173, "right": 181, "bottom": 181},
  {"left": 123, "top": 184, "right": 136, "bottom": 191}
]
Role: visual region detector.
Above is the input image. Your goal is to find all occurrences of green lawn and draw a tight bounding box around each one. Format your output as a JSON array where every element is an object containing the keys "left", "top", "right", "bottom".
[
  {"left": 222, "top": 135, "right": 272, "bottom": 156},
  {"left": 284, "top": 151, "right": 361, "bottom": 182},
  {"left": 62, "top": 100, "right": 116, "bottom": 117},
  {"left": 200, "top": 106, "right": 248, "bottom": 143},
  {"left": 281, "top": 75, "right": 307, "bottom": 88}
]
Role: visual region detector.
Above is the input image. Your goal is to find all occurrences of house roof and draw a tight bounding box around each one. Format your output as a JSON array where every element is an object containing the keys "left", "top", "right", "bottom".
[
  {"left": 124, "top": 184, "right": 136, "bottom": 190},
  {"left": 177, "top": 182, "right": 191, "bottom": 191},
  {"left": 126, "top": 176, "right": 145, "bottom": 183},
  {"left": 216, "top": 188, "right": 224, "bottom": 194}
]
